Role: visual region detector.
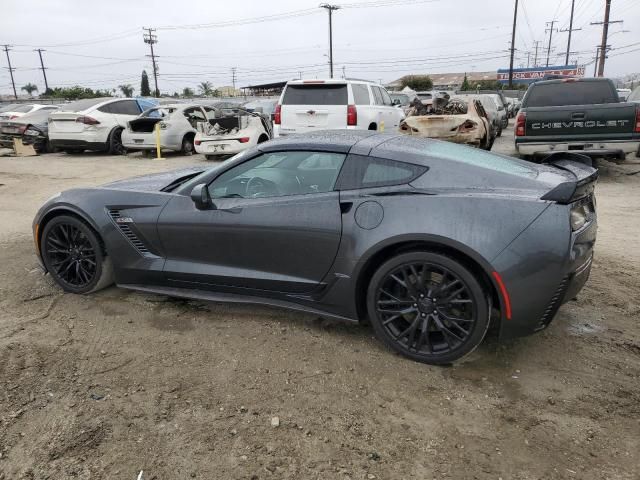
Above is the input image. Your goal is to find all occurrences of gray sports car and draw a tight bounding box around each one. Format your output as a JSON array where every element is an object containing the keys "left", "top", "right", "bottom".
[{"left": 32, "top": 131, "right": 598, "bottom": 364}]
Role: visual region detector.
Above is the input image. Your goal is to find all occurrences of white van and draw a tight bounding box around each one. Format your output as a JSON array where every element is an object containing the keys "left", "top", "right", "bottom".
[{"left": 273, "top": 79, "right": 404, "bottom": 137}]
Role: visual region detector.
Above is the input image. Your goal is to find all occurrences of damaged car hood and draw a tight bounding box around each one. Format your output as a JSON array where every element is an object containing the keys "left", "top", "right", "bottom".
[
  {"left": 102, "top": 166, "right": 205, "bottom": 192},
  {"left": 401, "top": 115, "right": 479, "bottom": 138}
]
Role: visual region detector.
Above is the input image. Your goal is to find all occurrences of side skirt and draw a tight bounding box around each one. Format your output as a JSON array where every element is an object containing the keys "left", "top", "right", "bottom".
[{"left": 118, "top": 283, "right": 359, "bottom": 324}]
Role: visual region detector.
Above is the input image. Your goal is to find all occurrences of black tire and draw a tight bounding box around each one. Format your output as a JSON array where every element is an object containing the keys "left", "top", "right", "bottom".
[
  {"left": 40, "top": 215, "right": 113, "bottom": 294},
  {"left": 204, "top": 154, "right": 217, "bottom": 161},
  {"left": 181, "top": 134, "right": 195, "bottom": 156},
  {"left": 257, "top": 134, "right": 269, "bottom": 144},
  {"left": 108, "top": 128, "right": 126, "bottom": 155},
  {"left": 496, "top": 125, "right": 502, "bottom": 138},
  {"left": 367, "top": 251, "right": 490, "bottom": 365},
  {"left": 368, "top": 123, "right": 377, "bottom": 131}
]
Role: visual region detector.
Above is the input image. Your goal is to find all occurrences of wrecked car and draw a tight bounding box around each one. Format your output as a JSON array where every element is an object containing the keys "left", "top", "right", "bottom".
[
  {"left": 399, "top": 96, "right": 494, "bottom": 150},
  {"left": 0, "top": 106, "right": 59, "bottom": 153},
  {"left": 195, "top": 108, "right": 273, "bottom": 160},
  {"left": 122, "top": 104, "right": 219, "bottom": 155}
]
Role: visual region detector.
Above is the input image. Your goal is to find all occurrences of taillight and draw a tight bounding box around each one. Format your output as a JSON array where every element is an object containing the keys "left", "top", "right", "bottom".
[
  {"left": 635, "top": 106, "right": 640, "bottom": 133},
  {"left": 238, "top": 137, "right": 250, "bottom": 143},
  {"left": 347, "top": 104, "right": 357, "bottom": 126},
  {"left": 515, "top": 112, "right": 526, "bottom": 136},
  {"left": 274, "top": 104, "right": 281, "bottom": 125},
  {"left": 76, "top": 116, "right": 100, "bottom": 125},
  {"left": 194, "top": 139, "right": 201, "bottom": 146}
]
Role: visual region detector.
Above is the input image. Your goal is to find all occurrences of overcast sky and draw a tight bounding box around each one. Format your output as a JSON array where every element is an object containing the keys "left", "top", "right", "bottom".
[{"left": 1, "top": 0, "right": 638, "bottom": 96}]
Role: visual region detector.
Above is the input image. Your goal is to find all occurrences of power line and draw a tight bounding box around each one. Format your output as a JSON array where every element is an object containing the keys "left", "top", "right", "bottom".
[
  {"left": 2, "top": 45, "right": 17, "bottom": 99},
  {"left": 143, "top": 27, "right": 160, "bottom": 96}
]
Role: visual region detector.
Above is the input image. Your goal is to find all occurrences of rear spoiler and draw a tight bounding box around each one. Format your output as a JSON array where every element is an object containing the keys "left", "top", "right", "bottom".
[{"left": 540, "top": 152, "right": 598, "bottom": 204}]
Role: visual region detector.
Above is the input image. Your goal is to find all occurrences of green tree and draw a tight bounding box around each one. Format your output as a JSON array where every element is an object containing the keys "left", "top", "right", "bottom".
[
  {"left": 198, "top": 81, "right": 213, "bottom": 96},
  {"left": 182, "top": 87, "right": 195, "bottom": 98},
  {"left": 461, "top": 74, "right": 471, "bottom": 91},
  {"left": 400, "top": 75, "right": 433, "bottom": 91},
  {"left": 119, "top": 84, "right": 134, "bottom": 97},
  {"left": 45, "top": 86, "right": 113, "bottom": 100},
  {"left": 140, "top": 70, "right": 151, "bottom": 97},
  {"left": 21, "top": 83, "right": 38, "bottom": 97}
]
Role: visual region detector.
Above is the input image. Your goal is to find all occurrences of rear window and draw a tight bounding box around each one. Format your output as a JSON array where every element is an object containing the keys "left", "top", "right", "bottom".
[
  {"left": 282, "top": 84, "right": 348, "bottom": 105},
  {"left": 60, "top": 98, "right": 110, "bottom": 112},
  {"left": 524, "top": 81, "right": 618, "bottom": 107},
  {"left": 12, "top": 104, "right": 34, "bottom": 113}
]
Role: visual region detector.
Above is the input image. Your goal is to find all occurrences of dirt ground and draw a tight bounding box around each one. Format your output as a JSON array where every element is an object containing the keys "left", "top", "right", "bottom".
[{"left": 1, "top": 127, "right": 639, "bottom": 480}]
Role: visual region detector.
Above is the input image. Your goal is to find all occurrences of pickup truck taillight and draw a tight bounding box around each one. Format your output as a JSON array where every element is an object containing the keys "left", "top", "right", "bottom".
[
  {"left": 76, "top": 116, "right": 100, "bottom": 125},
  {"left": 515, "top": 112, "right": 526, "bottom": 136},
  {"left": 635, "top": 106, "right": 640, "bottom": 133},
  {"left": 274, "top": 104, "right": 281, "bottom": 125},
  {"left": 347, "top": 105, "right": 357, "bottom": 126}
]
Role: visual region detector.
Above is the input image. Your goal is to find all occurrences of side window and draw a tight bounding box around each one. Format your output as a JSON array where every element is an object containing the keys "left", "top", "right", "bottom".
[
  {"left": 335, "top": 154, "right": 427, "bottom": 190},
  {"left": 97, "top": 103, "right": 113, "bottom": 113},
  {"left": 208, "top": 151, "right": 346, "bottom": 199},
  {"left": 352, "top": 84, "right": 371, "bottom": 105},
  {"left": 379, "top": 88, "right": 393, "bottom": 106},
  {"left": 371, "top": 86, "right": 384, "bottom": 105},
  {"left": 110, "top": 100, "right": 141, "bottom": 115}
]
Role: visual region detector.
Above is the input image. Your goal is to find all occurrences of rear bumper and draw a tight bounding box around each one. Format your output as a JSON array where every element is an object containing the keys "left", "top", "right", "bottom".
[
  {"left": 50, "top": 139, "right": 107, "bottom": 151},
  {"left": 492, "top": 204, "right": 597, "bottom": 339},
  {"left": 121, "top": 130, "right": 183, "bottom": 151},
  {"left": 516, "top": 139, "right": 640, "bottom": 158},
  {"left": 274, "top": 125, "right": 355, "bottom": 137},
  {"left": 0, "top": 133, "right": 47, "bottom": 151},
  {"left": 194, "top": 138, "right": 253, "bottom": 155}
]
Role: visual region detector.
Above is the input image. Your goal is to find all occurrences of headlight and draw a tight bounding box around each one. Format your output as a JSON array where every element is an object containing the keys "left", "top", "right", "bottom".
[
  {"left": 570, "top": 204, "right": 591, "bottom": 231},
  {"left": 24, "top": 128, "right": 41, "bottom": 136}
]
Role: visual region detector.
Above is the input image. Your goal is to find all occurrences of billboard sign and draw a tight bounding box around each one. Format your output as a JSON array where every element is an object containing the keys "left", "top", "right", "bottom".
[{"left": 497, "top": 65, "right": 586, "bottom": 84}]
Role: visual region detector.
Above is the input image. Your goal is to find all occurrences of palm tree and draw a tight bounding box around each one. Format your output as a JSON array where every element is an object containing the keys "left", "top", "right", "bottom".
[
  {"left": 21, "top": 83, "right": 38, "bottom": 97},
  {"left": 119, "top": 84, "right": 134, "bottom": 97},
  {"left": 182, "top": 87, "right": 195, "bottom": 98},
  {"left": 198, "top": 81, "right": 213, "bottom": 96}
]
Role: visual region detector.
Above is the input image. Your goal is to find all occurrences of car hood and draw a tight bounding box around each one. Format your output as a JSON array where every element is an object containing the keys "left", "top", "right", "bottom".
[{"left": 101, "top": 166, "right": 205, "bottom": 192}]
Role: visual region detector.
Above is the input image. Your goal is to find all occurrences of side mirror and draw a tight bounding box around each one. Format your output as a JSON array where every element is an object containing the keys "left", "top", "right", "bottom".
[{"left": 190, "top": 183, "right": 213, "bottom": 210}]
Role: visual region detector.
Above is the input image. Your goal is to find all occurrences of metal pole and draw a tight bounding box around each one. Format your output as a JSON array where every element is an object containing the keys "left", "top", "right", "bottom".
[
  {"left": 545, "top": 20, "right": 558, "bottom": 67},
  {"left": 566, "top": 0, "right": 576, "bottom": 65},
  {"left": 35, "top": 48, "right": 49, "bottom": 92},
  {"left": 320, "top": 4, "right": 340, "bottom": 79},
  {"left": 143, "top": 27, "right": 160, "bottom": 97},
  {"left": 508, "top": 0, "right": 519, "bottom": 88},
  {"left": 598, "top": 0, "right": 612, "bottom": 76},
  {"left": 2, "top": 45, "right": 17, "bottom": 99},
  {"left": 594, "top": 46, "right": 600, "bottom": 77}
]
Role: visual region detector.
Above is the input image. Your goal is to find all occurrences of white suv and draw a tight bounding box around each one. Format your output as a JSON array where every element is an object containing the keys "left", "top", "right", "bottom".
[
  {"left": 49, "top": 97, "right": 157, "bottom": 154},
  {"left": 274, "top": 79, "right": 404, "bottom": 137}
]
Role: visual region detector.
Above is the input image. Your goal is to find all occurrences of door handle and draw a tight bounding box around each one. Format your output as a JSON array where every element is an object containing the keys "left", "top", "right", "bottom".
[{"left": 340, "top": 202, "right": 353, "bottom": 214}]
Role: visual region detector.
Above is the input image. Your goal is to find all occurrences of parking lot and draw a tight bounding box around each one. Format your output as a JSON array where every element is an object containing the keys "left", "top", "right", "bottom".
[{"left": 1, "top": 127, "right": 639, "bottom": 479}]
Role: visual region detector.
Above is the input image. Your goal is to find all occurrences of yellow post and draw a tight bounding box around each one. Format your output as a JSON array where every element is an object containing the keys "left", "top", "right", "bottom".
[{"left": 154, "top": 122, "right": 164, "bottom": 159}]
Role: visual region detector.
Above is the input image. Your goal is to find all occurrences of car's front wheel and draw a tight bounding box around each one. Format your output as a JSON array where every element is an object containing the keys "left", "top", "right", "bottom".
[
  {"left": 367, "top": 251, "right": 490, "bottom": 365},
  {"left": 40, "top": 215, "right": 113, "bottom": 294}
]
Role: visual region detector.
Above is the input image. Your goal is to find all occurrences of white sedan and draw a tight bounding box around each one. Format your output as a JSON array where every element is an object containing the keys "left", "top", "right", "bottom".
[
  {"left": 195, "top": 109, "right": 273, "bottom": 160},
  {"left": 0, "top": 103, "right": 58, "bottom": 121},
  {"left": 122, "top": 103, "right": 218, "bottom": 155}
]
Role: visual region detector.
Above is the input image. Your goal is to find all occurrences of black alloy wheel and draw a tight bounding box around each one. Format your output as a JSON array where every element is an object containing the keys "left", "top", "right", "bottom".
[
  {"left": 109, "top": 128, "right": 126, "bottom": 155},
  {"left": 368, "top": 251, "right": 489, "bottom": 365},
  {"left": 41, "top": 215, "right": 112, "bottom": 294}
]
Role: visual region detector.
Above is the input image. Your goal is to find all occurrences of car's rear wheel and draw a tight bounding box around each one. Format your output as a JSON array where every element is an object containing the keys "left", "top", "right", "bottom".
[
  {"left": 181, "top": 134, "right": 194, "bottom": 155},
  {"left": 367, "top": 251, "right": 490, "bottom": 365},
  {"left": 41, "top": 215, "right": 113, "bottom": 294},
  {"left": 108, "top": 128, "right": 126, "bottom": 155}
]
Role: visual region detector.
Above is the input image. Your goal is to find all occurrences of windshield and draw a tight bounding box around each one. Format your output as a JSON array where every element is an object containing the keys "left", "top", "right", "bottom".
[
  {"left": 390, "top": 94, "right": 410, "bottom": 105},
  {"left": 244, "top": 101, "right": 276, "bottom": 115}
]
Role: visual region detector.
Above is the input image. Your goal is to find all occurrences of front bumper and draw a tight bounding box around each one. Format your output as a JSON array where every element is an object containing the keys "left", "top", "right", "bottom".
[{"left": 516, "top": 140, "right": 640, "bottom": 158}]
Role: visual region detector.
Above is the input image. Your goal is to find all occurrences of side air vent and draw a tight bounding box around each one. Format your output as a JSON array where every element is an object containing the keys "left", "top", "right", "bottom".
[
  {"left": 535, "top": 275, "right": 570, "bottom": 331},
  {"left": 108, "top": 209, "right": 150, "bottom": 254}
]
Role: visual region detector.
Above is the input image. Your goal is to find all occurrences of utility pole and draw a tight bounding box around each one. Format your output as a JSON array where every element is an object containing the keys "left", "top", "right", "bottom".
[
  {"left": 526, "top": 51, "right": 531, "bottom": 68},
  {"left": 143, "top": 27, "right": 160, "bottom": 97},
  {"left": 342, "top": 65, "right": 346, "bottom": 79},
  {"left": 34, "top": 48, "right": 49, "bottom": 92},
  {"left": 320, "top": 4, "right": 340, "bottom": 78},
  {"left": 545, "top": 20, "right": 558, "bottom": 67},
  {"left": 591, "top": 0, "right": 623, "bottom": 77},
  {"left": 593, "top": 46, "right": 600, "bottom": 77},
  {"left": 508, "top": 0, "right": 519, "bottom": 88},
  {"left": 2, "top": 45, "right": 17, "bottom": 99},
  {"left": 532, "top": 40, "right": 542, "bottom": 67},
  {"left": 560, "top": 0, "right": 582, "bottom": 65},
  {"left": 231, "top": 67, "right": 237, "bottom": 94}
]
